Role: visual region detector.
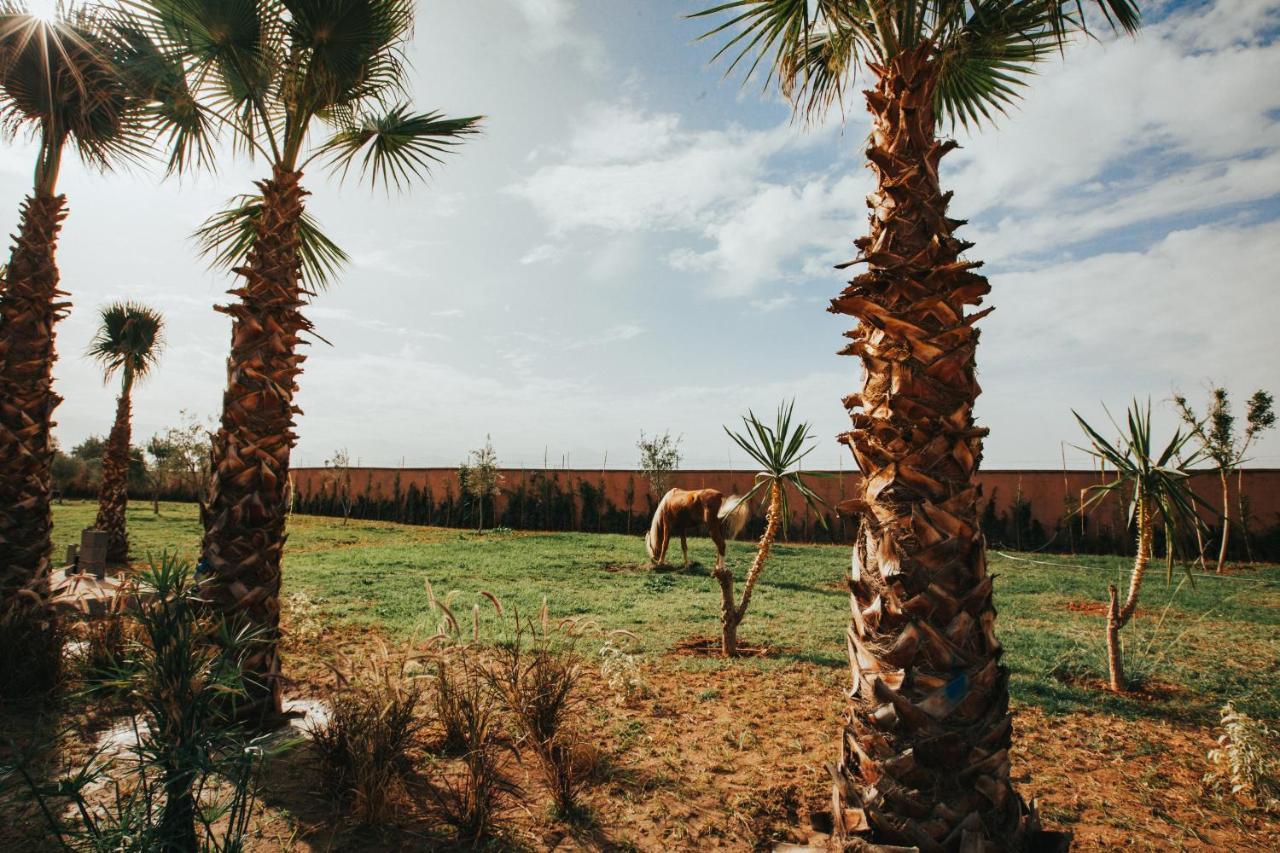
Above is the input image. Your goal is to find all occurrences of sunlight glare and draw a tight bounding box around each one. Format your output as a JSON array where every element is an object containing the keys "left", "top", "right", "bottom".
[{"left": 28, "top": 0, "right": 60, "bottom": 23}]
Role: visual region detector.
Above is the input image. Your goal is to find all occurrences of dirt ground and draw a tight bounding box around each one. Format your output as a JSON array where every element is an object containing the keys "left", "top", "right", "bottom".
[
  {"left": 5, "top": 622, "right": 1277, "bottom": 851},
  {"left": 241, "top": 622, "right": 1278, "bottom": 852}
]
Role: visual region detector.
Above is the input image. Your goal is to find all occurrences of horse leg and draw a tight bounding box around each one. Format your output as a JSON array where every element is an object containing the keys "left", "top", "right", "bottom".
[
  {"left": 710, "top": 521, "right": 726, "bottom": 572},
  {"left": 658, "top": 521, "right": 671, "bottom": 566},
  {"left": 680, "top": 532, "right": 689, "bottom": 567}
]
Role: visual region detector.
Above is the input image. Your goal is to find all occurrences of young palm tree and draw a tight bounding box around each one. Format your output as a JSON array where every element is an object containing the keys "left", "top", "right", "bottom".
[
  {"left": 718, "top": 400, "right": 826, "bottom": 656},
  {"left": 693, "top": 0, "right": 1140, "bottom": 847},
  {"left": 1075, "top": 401, "right": 1204, "bottom": 693},
  {"left": 88, "top": 301, "right": 164, "bottom": 563},
  {"left": 0, "top": 7, "right": 145, "bottom": 606},
  {"left": 122, "top": 0, "right": 482, "bottom": 722}
]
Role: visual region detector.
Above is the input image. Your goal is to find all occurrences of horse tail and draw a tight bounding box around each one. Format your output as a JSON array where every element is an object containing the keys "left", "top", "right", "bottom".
[
  {"left": 646, "top": 490, "right": 671, "bottom": 560},
  {"left": 718, "top": 494, "right": 750, "bottom": 540}
]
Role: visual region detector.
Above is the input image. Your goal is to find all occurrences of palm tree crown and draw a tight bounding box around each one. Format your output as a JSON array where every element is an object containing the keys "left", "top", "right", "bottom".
[
  {"left": 87, "top": 300, "right": 164, "bottom": 388},
  {"left": 695, "top": 0, "right": 1140, "bottom": 126},
  {"left": 0, "top": 6, "right": 146, "bottom": 195},
  {"left": 119, "top": 0, "right": 482, "bottom": 286}
]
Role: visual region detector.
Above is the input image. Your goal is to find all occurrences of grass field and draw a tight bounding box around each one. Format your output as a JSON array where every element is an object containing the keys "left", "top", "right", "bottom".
[
  {"left": 30, "top": 500, "right": 1280, "bottom": 850},
  {"left": 53, "top": 499, "right": 1280, "bottom": 723}
]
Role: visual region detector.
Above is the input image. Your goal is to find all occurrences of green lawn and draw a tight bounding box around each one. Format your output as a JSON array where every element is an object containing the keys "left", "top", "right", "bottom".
[{"left": 52, "top": 500, "right": 1280, "bottom": 722}]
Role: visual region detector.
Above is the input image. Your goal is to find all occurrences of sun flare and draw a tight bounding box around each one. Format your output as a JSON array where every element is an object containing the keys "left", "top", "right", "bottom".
[{"left": 26, "top": 0, "right": 60, "bottom": 23}]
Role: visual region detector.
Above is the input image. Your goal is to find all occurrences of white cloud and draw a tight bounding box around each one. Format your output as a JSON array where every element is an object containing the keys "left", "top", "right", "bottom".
[
  {"left": 749, "top": 294, "right": 795, "bottom": 313},
  {"left": 513, "top": 103, "right": 816, "bottom": 234},
  {"left": 520, "top": 243, "right": 566, "bottom": 265},
  {"left": 675, "top": 174, "right": 870, "bottom": 296},
  {"left": 947, "top": 2, "right": 1280, "bottom": 262},
  {"left": 504, "top": 0, "right": 605, "bottom": 72}
]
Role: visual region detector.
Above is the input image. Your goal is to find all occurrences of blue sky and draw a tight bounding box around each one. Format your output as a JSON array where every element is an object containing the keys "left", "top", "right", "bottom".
[{"left": 3, "top": 0, "right": 1278, "bottom": 471}]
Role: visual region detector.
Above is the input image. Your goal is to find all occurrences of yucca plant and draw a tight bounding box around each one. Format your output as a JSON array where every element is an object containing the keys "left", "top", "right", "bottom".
[
  {"left": 717, "top": 400, "right": 826, "bottom": 657},
  {"left": 9, "top": 554, "right": 276, "bottom": 851},
  {"left": 1074, "top": 399, "right": 1205, "bottom": 693},
  {"left": 692, "top": 0, "right": 1141, "bottom": 846},
  {"left": 116, "top": 0, "right": 482, "bottom": 725},
  {"left": 87, "top": 301, "right": 164, "bottom": 563},
  {"left": 0, "top": 5, "right": 147, "bottom": 622}
]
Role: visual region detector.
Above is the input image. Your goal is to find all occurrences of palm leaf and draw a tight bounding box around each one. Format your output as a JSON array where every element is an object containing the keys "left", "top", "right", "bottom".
[
  {"left": 195, "top": 193, "right": 349, "bottom": 291},
  {"left": 318, "top": 105, "right": 482, "bottom": 191}
]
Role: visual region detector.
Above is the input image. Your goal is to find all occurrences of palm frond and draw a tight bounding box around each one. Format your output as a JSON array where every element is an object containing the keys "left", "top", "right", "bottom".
[
  {"left": 692, "top": 0, "right": 1141, "bottom": 129},
  {"left": 318, "top": 105, "right": 481, "bottom": 191},
  {"left": 195, "top": 193, "right": 349, "bottom": 291},
  {"left": 87, "top": 300, "right": 165, "bottom": 385},
  {"left": 285, "top": 0, "right": 414, "bottom": 111},
  {"left": 0, "top": 10, "right": 149, "bottom": 185},
  {"left": 105, "top": 12, "right": 216, "bottom": 174}
]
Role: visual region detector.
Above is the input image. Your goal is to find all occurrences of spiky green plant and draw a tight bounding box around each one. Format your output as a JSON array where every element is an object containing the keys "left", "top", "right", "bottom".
[
  {"left": 1074, "top": 399, "right": 1205, "bottom": 692},
  {"left": 87, "top": 301, "right": 164, "bottom": 562},
  {"left": 717, "top": 400, "right": 827, "bottom": 656},
  {"left": 8, "top": 555, "right": 277, "bottom": 851}
]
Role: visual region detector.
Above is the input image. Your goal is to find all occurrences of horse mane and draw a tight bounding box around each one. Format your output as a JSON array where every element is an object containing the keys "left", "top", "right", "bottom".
[
  {"left": 646, "top": 489, "right": 672, "bottom": 559},
  {"left": 717, "top": 494, "right": 750, "bottom": 540}
]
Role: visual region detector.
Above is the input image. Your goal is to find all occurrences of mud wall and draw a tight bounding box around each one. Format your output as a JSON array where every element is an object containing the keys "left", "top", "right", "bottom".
[{"left": 290, "top": 466, "right": 1280, "bottom": 557}]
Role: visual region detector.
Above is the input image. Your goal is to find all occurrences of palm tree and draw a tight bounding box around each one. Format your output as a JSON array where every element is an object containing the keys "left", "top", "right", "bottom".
[
  {"left": 122, "top": 0, "right": 482, "bottom": 723},
  {"left": 718, "top": 400, "right": 826, "bottom": 656},
  {"left": 0, "top": 7, "right": 145, "bottom": 607},
  {"left": 88, "top": 301, "right": 164, "bottom": 563},
  {"left": 692, "top": 0, "right": 1140, "bottom": 847},
  {"left": 1074, "top": 400, "right": 1204, "bottom": 692}
]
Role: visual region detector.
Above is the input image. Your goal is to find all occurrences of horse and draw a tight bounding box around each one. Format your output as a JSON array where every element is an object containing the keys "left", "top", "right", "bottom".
[{"left": 645, "top": 488, "right": 749, "bottom": 570}]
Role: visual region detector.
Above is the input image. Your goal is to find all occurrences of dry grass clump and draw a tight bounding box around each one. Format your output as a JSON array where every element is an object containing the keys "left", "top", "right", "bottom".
[
  {"left": 308, "top": 640, "right": 430, "bottom": 825},
  {"left": 598, "top": 637, "right": 650, "bottom": 705},
  {"left": 1204, "top": 702, "right": 1280, "bottom": 813},
  {"left": 431, "top": 652, "right": 520, "bottom": 844},
  {"left": 486, "top": 604, "right": 591, "bottom": 821}
]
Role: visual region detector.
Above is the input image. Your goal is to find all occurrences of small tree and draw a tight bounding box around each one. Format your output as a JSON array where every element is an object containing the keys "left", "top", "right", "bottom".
[
  {"left": 1174, "top": 387, "right": 1276, "bottom": 570},
  {"left": 146, "top": 411, "right": 214, "bottom": 509},
  {"left": 637, "top": 430, "right": 682, "bottom": 498},
  {"left": 1075, "top": 400, "right": 1205, "bottom": 692},
  {"left": 715, "top": 401, "right": 827, "bottom": 656},
  {"left": 88, "top": 302, "right": 165, "bottom": 562},
  {"left": 460, "top": 436, "right": 502, "bottom": 531},
  {"left": 324, "top": 449, "right": 353, "bottom": 526}
]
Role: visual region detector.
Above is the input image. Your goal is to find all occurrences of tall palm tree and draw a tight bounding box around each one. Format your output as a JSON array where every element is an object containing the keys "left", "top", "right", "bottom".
[
  {"left": 0, "top": 7, "right": 145, "bottom": 607},
  {"left": 693, "top": 1, "right": 1140, "bottom": 847},
  {"left": 122, "top": 0, "right": 482, "bottom": 723},
  {"left": 719, "top": 400, "right": 826, "bottom": 656},
  {"left": 88, "top": 301, "right": 164, "bottom": 563},
  {"left": 1074, "top": 400, "right": 1204, "bottom": 692}
]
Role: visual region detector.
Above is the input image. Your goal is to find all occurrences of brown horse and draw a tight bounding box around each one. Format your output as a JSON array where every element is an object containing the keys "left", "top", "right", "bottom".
[{"left": 645, "top": 488, "right": 749, "bottom": 570}]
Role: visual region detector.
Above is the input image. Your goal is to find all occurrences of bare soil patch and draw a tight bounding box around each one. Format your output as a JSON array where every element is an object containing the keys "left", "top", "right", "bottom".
[{"left": 670, "top": 634, "right": 786, "bottom": 659}]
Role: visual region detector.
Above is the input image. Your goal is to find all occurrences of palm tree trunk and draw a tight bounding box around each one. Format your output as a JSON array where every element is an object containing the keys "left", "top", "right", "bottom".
[
  {"left": 1106, "top": 495, "right": 1152, "bottom": 692},
  {"left": 201, "top": 166, "right": 310, "bottom": 726},
  {"left": 1215, "top": 470, "right": 1230, "bottom": 573},
  {"left": 95, "top": 383, "right": 133, "bottom": 563},
  {"left": 827, "top": 48, "right": 1043, "bottom": 850},
  {"left": 0, "top": 194, "right": 68, "bottom": 603}
]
